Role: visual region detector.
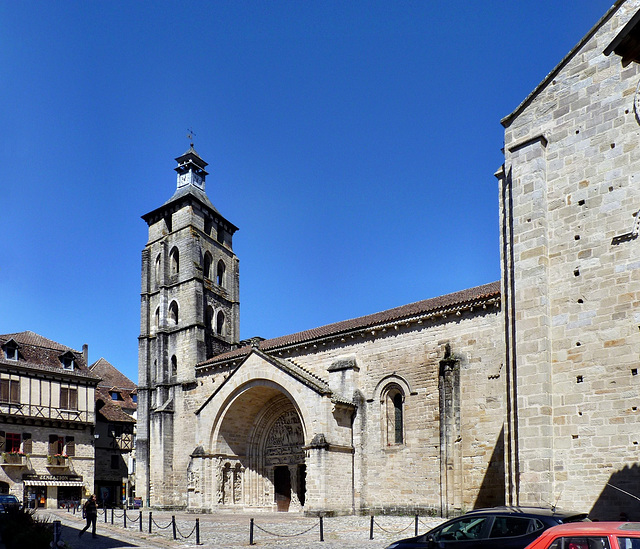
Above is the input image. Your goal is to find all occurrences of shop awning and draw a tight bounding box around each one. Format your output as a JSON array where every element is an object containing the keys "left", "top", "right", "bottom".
[{"left": 23, "top": 480, "right": 84, "bottom": 487}]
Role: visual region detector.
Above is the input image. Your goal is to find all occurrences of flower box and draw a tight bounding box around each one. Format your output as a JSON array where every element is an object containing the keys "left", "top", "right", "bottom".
[
  {"left": 2, "top": 452, "right": 25, "bottom": 466},
  {"left": 47, "top": 455, "right": 68, "bottom": 467}
]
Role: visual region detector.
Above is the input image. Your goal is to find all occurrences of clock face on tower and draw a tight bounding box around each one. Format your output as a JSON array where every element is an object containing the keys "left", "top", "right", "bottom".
[{"left": 177, "top": 171, "right": 204, "bottom": 189}]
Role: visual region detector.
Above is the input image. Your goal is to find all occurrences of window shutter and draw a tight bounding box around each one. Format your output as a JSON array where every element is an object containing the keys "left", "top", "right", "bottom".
[
  {"left": 65, "top": 436, "right": 75, "bottom": 457},
  {"left": 60, "top": 388, "right": 68, "bottom": 409},
  {"left": 22, "top": 433, "right": 32, "bottom": 454},
  {"left": 49, "top": 434, "right": 58, "bottom": 455},
  {"left": 0, "top": 380, "right": 8, "bottom": 403},
  {"left": 0, "top": 431, "right": 5, "bottom": 452},
  {"left": 69, "top": 389, "right": 78, "bottom": 411},
  {"left": 10, "top": 380, "right": 19, "bottom": 404}
]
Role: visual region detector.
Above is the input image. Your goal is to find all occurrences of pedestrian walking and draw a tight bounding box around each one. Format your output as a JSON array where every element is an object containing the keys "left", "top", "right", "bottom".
[{"left": 79, "top": 494, "right": 98, "bottom": 539}]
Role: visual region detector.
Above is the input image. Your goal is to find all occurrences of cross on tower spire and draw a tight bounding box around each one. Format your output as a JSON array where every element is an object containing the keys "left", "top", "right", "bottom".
[{"left": 187, "top": 127, "right": 196, "bottom": 147}]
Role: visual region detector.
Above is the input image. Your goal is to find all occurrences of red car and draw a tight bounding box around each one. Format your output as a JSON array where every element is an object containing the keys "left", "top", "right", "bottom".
[{"left": 524, "top": 522, "right": 640, "bottom": 549}]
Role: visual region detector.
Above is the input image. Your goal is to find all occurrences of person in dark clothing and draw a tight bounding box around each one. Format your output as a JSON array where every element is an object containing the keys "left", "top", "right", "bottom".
[{"left": 79, "top": 494, "right": 98, "bottom": 538}]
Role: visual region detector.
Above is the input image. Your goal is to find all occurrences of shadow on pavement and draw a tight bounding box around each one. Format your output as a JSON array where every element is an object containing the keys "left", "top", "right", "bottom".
[{"left": 58, "top": 523, "right": 137, "bottom": 548}]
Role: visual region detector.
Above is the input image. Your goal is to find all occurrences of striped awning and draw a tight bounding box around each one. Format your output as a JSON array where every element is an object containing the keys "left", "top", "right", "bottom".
[{"left": 23, "top": 480, "right": 84, "bottom": 487}]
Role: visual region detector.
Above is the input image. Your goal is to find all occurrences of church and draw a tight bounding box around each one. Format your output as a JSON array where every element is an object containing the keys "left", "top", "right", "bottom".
[{"left": 137, "top": 0, "right": 640, "bottom": 518}]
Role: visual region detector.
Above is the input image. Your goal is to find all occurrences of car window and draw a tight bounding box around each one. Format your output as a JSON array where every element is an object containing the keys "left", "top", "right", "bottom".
[
  {"left": 547, "top": 537, "right": 610, "bottom": 549},
  {"left": 436, "top": 517, "right": 489, "bottom": 541},
  {"left": 490, "top": 517, "right": 538, "bottom": 538},
  {"left": 617, "top": 538, "right": 640, "bottom": 549}
]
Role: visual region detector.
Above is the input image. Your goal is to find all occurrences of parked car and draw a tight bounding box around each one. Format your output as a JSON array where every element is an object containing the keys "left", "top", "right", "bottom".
[
  {"left": 0, "top": 495, "right": 21, "bottom": 513},
  {"left": 385, "top": 507, "right": 589, "bottom": 549},
  {"left": 523, "top": 521, "right": 640, "bottom": 549}
]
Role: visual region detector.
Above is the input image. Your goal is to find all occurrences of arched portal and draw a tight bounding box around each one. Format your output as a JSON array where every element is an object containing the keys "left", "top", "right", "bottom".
[{"left": 209, "top": 384, "right": 306, "bottom": 511}]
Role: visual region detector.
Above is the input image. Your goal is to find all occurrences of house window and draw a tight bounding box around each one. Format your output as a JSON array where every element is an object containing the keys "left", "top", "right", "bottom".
[
  {"left": 60, "top": 355, "right": 74, "bottom": 370},
  {"left": 60, "top": 387, "right": 78, "bottom": 410},
  {"left": 5, "top": 433, "right": 20, "bottom": 453},
  {"left": 131, "top": 394, "right": 137, "bottom": 404},
  {"left": 0, "top": 379, "right": 19, "bottom": 404},
  {"left": 111, "top": 391, "right": 120, "bottom": 401},
  {"left": 4, "top": 344, "right": 18, "bottom": 361}
]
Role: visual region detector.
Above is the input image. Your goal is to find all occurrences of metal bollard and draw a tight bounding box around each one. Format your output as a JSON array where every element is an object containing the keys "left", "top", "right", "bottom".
[
  {"left": 104, "top": 507, "right": 107, "bottom": 523},
  {"left": 415, "top": 515, "right": 419, "bottom": 536},
  {"left": 149, "top": 511, "right": 152, "bottom": 534},
  {"left": 172, "top": 515, "right": 177, "bottom": 540},
  {"left": 111, "top": 507, "right": 114, "bottom": 525},
  {"left": 124, "top": 509, "right": 127, "bottom": 529},
  {"left": 196, "top": 517, "right": 200, "bottom": 545},
  {"left": 139, "top": 511, "right": 143, "bottom": 532},
  {"left": 320, "top": 515, "right": 324, "bottom": 542},
  {"left": 53, "top": 520, "right": 62, "bottom": 544},
  {"left": 370, "top": 515, "right": 374, "bottom": 540},
  {"left": 249, "top": 518, "right": 255, "bottom": 545}
]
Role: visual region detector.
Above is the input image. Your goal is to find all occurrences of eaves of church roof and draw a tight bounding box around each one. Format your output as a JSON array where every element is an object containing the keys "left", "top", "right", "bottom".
[
  {"left": 501, "top": 0, "right": 625, "bottom": 127},
  {"left": 197, "top": 280, "right": 500, "bottom": 368}
]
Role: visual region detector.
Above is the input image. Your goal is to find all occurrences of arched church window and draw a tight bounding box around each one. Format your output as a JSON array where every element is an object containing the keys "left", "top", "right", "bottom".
[
  {"left": 206, "top": 305, "right": 214, "bottom": 330},
  {"left": 217, "top": 260, "right": 226, "bottom": 287},
  {"left": 169, "top": 301, "right": 179, "bottom": 325},
  {"left": 203, "top": 252, "right": 213, "bottom": 280},
  {"left": 155, "top": 254, "right": 161, "bottom": 287},
  {"left": 216, "top": 311, "right": 225, "bottom": 335},
  {"left": 154, "top": 307, "right": 160, "bottom": 330},
  {"left": 170, "top": 247, "right": 179, "bottom": 276},
  {"left": 383, "top": 385, "right": 404, "bottom": 446},
  {"left": 171, "top": 355, "right": 177, "bottom": 376}
]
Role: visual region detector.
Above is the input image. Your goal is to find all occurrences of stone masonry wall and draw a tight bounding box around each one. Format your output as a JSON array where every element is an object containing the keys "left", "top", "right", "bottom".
[{"left": 502, "top": 0, "right": 640, "bottom": 518}]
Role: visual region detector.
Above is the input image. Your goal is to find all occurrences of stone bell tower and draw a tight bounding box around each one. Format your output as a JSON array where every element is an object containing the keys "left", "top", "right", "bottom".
[{"left": 137, "top": 144, "right": 239, "bottom": 507}]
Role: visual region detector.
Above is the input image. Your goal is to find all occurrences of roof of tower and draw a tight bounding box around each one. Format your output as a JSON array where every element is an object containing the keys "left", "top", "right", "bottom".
[
  {"left": 198, "top": 280, "right": 501, "bottom": 368},
  {"left": 175, "top": 145, "right": 208, "bottom": 170}
]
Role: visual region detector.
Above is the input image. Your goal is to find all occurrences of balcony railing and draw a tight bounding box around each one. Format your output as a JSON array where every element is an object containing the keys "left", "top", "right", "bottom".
[
  {"left": 0, "top": 403, "right": 93, "bottom": 424},
  {"left": 1, "top": 453, "right": 26, "bottom": 467}
]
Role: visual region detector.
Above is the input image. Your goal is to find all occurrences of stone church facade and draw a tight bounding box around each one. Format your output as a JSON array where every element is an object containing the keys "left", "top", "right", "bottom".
[{"left": 138, "top": 0, "right": 640, "bottom": 518}]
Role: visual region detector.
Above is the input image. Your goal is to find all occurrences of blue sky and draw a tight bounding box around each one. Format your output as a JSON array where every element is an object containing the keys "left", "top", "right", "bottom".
[{"left": 1, "top": 1, "right": 613, "bottom": 383}]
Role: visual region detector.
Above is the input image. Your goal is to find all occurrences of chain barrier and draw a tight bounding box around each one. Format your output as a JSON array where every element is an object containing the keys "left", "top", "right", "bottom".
[
  {"left": 112, "top": 510, "right": 126, "bottom": 519},
  {"left": 253, "top": 520, "right": 320, "bottom": 538},
  {"left": 151, "top": 516, "right": 174, "bottom": 530},
  {"left": 372, "top": 517, "right": 414, "bottom": 535},
  {"left": 175, "top": 521, "right": 197, "bottom": 539},
  {"left": 125, "top": 511, "right": 141, "bottom": 523}
]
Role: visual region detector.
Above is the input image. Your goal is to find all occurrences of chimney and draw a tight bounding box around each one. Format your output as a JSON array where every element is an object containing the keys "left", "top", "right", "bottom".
[{"left": 82, "top": 344, "right": 89, "bottom": 367}]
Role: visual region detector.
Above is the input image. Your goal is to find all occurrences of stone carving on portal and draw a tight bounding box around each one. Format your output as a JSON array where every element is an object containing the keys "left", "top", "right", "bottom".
[
  {"left": 218, "top": 460, "right": 244, "bottom": 505},
  {"left": 264, "top": 410, "right": 305, "bottom": 466}
]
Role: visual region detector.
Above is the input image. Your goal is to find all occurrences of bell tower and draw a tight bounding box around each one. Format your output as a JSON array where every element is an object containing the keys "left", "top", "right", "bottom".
[{"left": 137, "top": 144, "right": 239, "bottom": 507}]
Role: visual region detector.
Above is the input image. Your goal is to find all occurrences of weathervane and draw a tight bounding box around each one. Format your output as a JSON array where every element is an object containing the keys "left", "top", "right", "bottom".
[{"left": 187, "top": 127, "right": 196, "bottom": 147}]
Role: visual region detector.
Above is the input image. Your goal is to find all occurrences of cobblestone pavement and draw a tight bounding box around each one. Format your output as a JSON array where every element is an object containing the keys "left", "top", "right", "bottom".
[{"left": 43, "top": 508, "right": 445, "bottom": 549}]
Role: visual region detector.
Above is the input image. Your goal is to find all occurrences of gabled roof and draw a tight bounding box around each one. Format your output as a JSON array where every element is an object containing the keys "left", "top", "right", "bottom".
[
  {"left": 90, "top": 358, "right": 136, "bottom": 390},
  {"left": 198, "top": 281, "right": 500, "bottom": 368},
  {"left": 96, "top": 397, "right": 136, "bottom": 423},
  {"left": 501, "top": 1, "right": 624, "bottom": 127},
  {"left": 196, "top": 348, "right": 333, "bottom": 415},
  {"left": 0, "top": 331, "right": 98, "bottom": 381}
]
